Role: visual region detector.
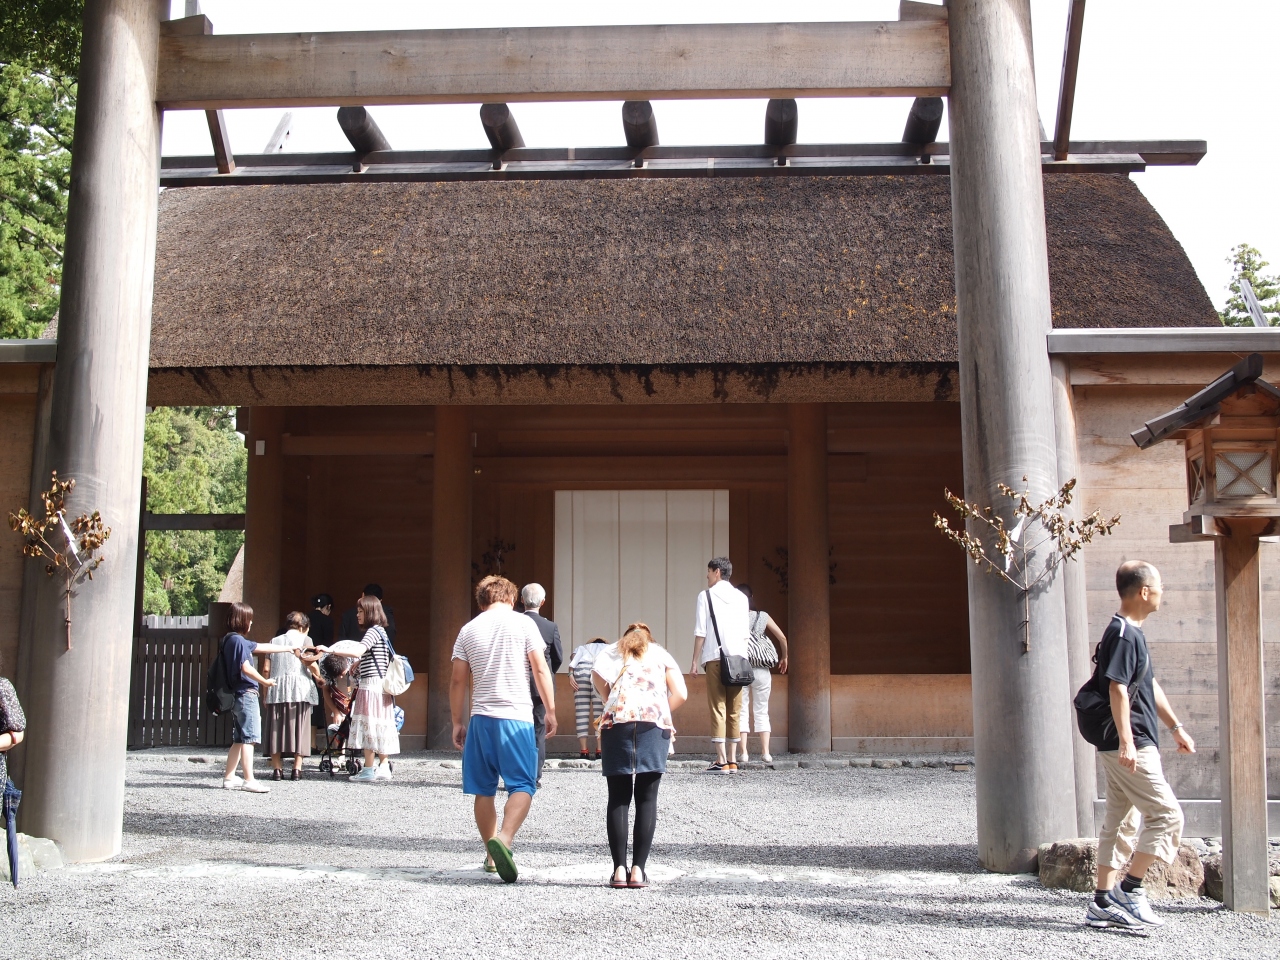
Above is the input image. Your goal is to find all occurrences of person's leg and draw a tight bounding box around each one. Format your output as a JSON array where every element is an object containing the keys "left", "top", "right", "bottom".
[
  {"left": 1112, "top": 747, "right": 1183, "bottom": 916},
  {"left": 532, "top": 700, "right": 547, "bottom": 781},
  {"left": 630, "top": 772, "right": 662, "bottom": 878},
  {"left": 737, "top": 684, "right": 751, "bottom": 761},
  {"left": 593, "top": 692, "right": 604, "bottom": 756},
  {"left": 1095, "top": 751, "right": 1139, "bottom": 893},
  {"left": 474, "top": 794, "right": 498, "bottom": 843},
  {"left": 224, "top": 742, "right": 243, "bottom": 779},
  {"left": 292, "top": 751, "right": 303, "bottom": 772},
  {"left": 271, "top": 752, "right": 283, "bottom": 773},
  {"left": 754, "top": 669, "right": 773, "bottom": 760},
  {"left": 496, "top": 790, "right": 533, "bottom": 846},
  {"left": 574, "top": 682, "right": 591, "bottom": 754},
  {"left": 363, "top": 748, "right": 377, "bottom": 769},
  {"left": 724, "top": 685, "right": 743, "bottom": 763},
  {"left": 240, "top": 744, "right": 258, "bottom": 781},
  {"left": 606, "top": 774, "right": 634, "bottom": 878},
  {"left": 706, "top": 666, "right": 728, "bottom": 764}
]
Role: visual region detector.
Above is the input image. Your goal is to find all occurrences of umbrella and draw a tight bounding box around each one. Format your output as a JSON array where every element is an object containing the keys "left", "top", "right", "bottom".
[{"left": 3, "top": 779, "right": 20, "bottom": 888}]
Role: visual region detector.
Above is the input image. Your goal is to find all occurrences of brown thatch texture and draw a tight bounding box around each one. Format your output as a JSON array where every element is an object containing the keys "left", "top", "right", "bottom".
[{"left": 151, "top": 174, "right": 1217, "bottom": 368}]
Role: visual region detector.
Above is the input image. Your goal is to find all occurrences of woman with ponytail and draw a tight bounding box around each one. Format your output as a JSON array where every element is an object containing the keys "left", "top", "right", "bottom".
[{"left": 592, "top": 622, "right": 687, "bottom": 888}]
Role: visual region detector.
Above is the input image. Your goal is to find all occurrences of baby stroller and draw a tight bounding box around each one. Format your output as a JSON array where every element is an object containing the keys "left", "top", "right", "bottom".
[{"left": 317, "top": 656, "right": 362, "bottom": 777}]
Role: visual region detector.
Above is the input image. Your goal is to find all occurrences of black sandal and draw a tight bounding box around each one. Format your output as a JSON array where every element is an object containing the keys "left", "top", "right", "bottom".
[
  {"left": 609, "top": 868, "right": 629, "bottom": 889},
  {"left": 627, "top": 867, "right": 650, "bottom": 889}
]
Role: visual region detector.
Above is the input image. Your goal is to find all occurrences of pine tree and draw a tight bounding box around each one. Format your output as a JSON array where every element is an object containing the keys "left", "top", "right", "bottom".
[{"left": 1221, "top": 243, "right": 1280, "bottom": 327}]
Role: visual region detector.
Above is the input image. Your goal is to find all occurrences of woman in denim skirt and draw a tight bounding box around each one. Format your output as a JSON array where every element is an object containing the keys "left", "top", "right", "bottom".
[{"left": 592, "top": 622, "right": 687, "bottom": 888}]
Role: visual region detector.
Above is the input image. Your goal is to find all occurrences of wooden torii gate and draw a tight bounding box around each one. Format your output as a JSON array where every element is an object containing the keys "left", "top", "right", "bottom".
[{"left": 17, "top": 0, "right": 1155, "bottom": 875}]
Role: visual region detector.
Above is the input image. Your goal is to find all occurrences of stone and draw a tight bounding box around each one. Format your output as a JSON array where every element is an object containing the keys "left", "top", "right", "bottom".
[
  {"left": 1040, "top": 839, "right": 1203, "bottom": 899},
  {"left": 187, "top": 756, "right": 209, "bottom": 763},
  {"left": 1271, "top": 876, "right": 1280, "bottom": 909},
  {"left": 849, "top": 758, "right": 872, "bottom": 768},
  {"left": 908, "top": 759, "right": 928, "bottom": 769},
  {"left": 24, "top": 836, "right": 63, "bottom": 871},
  {"left": 951, "top": 763, "right": 972, "bottom": 772},
  {"left": 872, "top": 759, "right": 902, "bottom": 769},
  {"left": 0, "top": 835, "right": 40, "bottom": 883},
  {"left": 1202, "top": 847, "right": 1280, "bottom": 904},
  {"left": 798, "top": 760, "right": 820, "bottom": 769},
  {"left": 439, "top": 760, "right": 462, "bottom": 769},
  {"left": 822, "top": 759, "right": 849, "bottom": 769},
  {"left": 771, "top": 760, "right": 799, "bottom": 770},
  {"left": 1038, "top": 839, "right": 1098, "bottom": 893}
]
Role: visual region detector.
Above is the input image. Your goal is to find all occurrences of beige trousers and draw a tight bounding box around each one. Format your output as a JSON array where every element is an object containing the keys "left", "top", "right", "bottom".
[
  {"left": 1097, "top": 746, "right": 1184, "bottom": 869},
  {"left": 705, "top": 663, "right": 743, "bottom": 743}
]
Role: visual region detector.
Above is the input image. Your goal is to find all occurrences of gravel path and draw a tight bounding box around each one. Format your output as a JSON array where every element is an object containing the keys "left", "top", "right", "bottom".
[{"left": 2, "top": 751, "right": 1272, "bottom": 959}]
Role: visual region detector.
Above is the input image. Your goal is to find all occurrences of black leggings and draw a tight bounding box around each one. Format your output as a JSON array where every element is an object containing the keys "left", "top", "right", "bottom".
[{"left": 606, "top": 772, "right": 662, "bottom": 870}]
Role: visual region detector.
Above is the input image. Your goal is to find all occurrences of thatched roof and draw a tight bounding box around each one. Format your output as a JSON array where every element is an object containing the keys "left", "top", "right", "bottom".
[{"left": 150, "top": 174, "right": 1217, "bottom": 369}]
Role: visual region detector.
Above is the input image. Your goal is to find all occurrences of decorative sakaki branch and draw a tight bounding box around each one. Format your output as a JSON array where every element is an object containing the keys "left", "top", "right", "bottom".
[
  {"left": 933, "top": 477, "right": 1119, "bottom": 653},
  {"left": 7, "top": 472, "right": 112, "bottom": 650}
]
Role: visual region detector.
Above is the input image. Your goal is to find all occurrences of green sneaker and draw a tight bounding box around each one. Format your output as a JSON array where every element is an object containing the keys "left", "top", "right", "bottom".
[{"left": 485, "top": 837, "right": 518, "bottom": 883}]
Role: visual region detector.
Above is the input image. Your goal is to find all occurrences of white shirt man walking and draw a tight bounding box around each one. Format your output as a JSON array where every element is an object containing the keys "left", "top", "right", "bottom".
[
  {"left": 450, "top": 575, "right": 558, "bottom": 883},
  {"left": 690, "top": 556, "right": 751, "bottom": 773}
]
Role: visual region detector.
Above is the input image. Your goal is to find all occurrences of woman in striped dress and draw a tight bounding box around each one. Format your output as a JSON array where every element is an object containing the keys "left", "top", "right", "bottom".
[
  {"left": 320, "top": 594, "right": 400, "bottom": 782},
  {"left": 568, "top": 637, "right": 608, "bottom": 760}
]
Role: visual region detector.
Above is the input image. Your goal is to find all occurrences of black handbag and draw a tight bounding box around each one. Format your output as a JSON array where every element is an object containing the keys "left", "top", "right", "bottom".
[{"left": 706, "top": 589, "right": 754, "bottom": 687}]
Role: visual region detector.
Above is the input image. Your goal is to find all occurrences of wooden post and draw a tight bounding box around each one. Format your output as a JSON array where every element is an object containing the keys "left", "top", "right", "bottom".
[
  {"left": 948, "top": 0, "right": 1079, "bottom": 871},
  {"left": 15, "top": 0, "right": 166, "bottom": 862},
  {"left": 1214, "top": 520, "right": 1271, "bottom": 915},
  {"left": 787, "top": 403, "right": 831, "bottom": 753},
  {"left": 242, "top": 408, "right": 284, "bottom": 641},
  {"left": 428, "top": 407, "right": 473, "bottom": 749},
  {"left": 1050, "top": 357, "right": 1097, "bottom": 837}
]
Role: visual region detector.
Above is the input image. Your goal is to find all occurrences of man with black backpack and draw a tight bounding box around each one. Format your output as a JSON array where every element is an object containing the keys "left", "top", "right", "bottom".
[{"left": 1076, "top": 560, "right": 1196, "bottom": 931}]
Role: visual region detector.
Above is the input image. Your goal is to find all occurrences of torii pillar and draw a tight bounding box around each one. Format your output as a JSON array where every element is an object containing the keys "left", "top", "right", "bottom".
[
  {"left": 15, "top": 0, "right": 166, "bottom": 861},
  {"left": 948, "top": 0, "right": 1080, "bottom": 871}
]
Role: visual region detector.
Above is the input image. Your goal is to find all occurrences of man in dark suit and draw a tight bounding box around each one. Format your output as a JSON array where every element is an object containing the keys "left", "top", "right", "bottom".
[
  {"left": 521, "top": 583, "right": 563, "bottom": 785},
  {"left": 340, "top": 583, "right": 397, "bottom": 644}
]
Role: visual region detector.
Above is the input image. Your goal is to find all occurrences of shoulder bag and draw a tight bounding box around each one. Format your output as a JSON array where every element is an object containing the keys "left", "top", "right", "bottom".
[
  {"left": 706, "top": 589, "right": 754, "bottom": 687},
  {"left": 746, "top": 611, "right": 779, "bottom": 669},
  {"left": 376, "top": 627, "right": 413, "bottom": 697},
  {"left": 1072, "top": 617, "right": 1147, "bottom": 749}
]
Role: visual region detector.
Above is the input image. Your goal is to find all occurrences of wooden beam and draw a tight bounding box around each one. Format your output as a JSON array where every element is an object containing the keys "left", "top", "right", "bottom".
[
  {"left": 279, "top": 433, "right": 434, "bottom": 456},
  {"left": 622, "top": 100, "right": 659, "bottom": 150},
  {"left": 204, "top": 107, "right": 234, "bottom": 173},
  {"left": 1048, "top": 327, "right": 1280, "bottom": 355},
  {"left": 902, "top": 96, "right": 944, "bottom": 144},
  {"left": 479, "top": 103, "right": 524, "bottom": 153},
  {"left": 900, "top": 1, "right": 948, "bottom": 21},
  {"left": 143, "top": 513, "right": 246, "bottom": 531},
  {"left": 1053, "top": 0, "right": 1087, "bottom": 161},
  {"left": 764, "top": 98, "right": 799, "bottom": 146},
  {"left": 156, "top": 21, "right": 951, "bottom": 109},
  {"left": 337, "top": 106, "right": 391, "bottom": 154},
  {"left": 1214, "top": 520, "right": 1273, "bottom": 914}
]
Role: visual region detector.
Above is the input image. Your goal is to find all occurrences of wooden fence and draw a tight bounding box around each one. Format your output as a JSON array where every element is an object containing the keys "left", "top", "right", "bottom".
[{"left": 128, "top": 614, "right": 232, "bottom": 748}]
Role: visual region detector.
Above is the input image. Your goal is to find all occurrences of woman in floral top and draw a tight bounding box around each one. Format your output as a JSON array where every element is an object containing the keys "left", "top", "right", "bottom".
[
  {"left": 0, "top": 677, "right": 26, "bottom": 789},
  {"left": 592, "top": 622, "right": 687, "bottom": 889}
]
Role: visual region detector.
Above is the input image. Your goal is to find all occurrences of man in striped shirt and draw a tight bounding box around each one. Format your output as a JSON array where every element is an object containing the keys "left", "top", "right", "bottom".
[{"left": 450, "top": 575, "right": 558, "bottom": 883}]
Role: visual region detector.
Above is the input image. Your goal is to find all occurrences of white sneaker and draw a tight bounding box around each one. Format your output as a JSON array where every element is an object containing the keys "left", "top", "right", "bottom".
[
  {"left": 762, "top": 754, "right": 774, "bottom": 764},
  {"left": 221, "top": 776, "right": 242, "bottom": 790},
  {"left": 1085, "top": 895, "right": 1144, "bottom": 931},
  {"left": 350, "top": 765, "right": 378, "bottom": 783},
  {"left": 241, "top": 779, "right": 270, "bottom": 794},
  {"left": 374, "top": 761, "right": 392, "bottom": 781},
  {"left": 1109, "top": 885, "right": 1164, "bottom": 926}
]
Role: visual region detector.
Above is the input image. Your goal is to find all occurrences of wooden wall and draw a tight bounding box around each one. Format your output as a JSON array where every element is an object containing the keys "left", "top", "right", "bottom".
[
  {"left": 0, "top": 365, "right": 44, "bottom": 676},
  {"left": 264, "top": 401, "right": 970, "bottom": 679},
  {"left": 1074, "top": 384, "right": 1280, "bottom": 800}
]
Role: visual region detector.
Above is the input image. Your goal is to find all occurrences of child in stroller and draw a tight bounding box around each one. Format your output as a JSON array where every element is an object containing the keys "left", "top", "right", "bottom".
[{"left": 314, "top": 651, "right": 362, "bottom": 776}]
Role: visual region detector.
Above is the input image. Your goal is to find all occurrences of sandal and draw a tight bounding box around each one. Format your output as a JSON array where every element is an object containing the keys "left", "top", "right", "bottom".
[
  {"left": 608, "top": 868, "right": 629, "bottom": 889},
  {"left": 627, "top": 867, "right": 650, "bottom": 889},
  {"left": 483, "top": 859, "right": 498, "bottom": 874},
  {"left": 485, "top": 836, "right": 518, "bottom": 884}
]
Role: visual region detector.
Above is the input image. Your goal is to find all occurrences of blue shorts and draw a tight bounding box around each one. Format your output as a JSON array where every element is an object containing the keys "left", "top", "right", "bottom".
[
  {"left": 231, "top": 689, "right": 261, "bottom": 745},
  {"left": 461, "top": 715, "right": 538, "bottom": 797}
]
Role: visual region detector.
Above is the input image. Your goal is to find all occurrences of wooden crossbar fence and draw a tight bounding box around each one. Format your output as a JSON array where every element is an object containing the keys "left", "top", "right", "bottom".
[{"left": 128, "top": 618, "right": 233, "bottom": 748}]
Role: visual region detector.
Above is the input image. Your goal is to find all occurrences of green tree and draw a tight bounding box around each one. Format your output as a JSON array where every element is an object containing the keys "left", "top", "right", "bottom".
[
  {"left": 0, "top": 1, "right": 81, "bottom": 338},
  {"left": 1221, "top": 243, "right": 1280, "bottom": 328},
  {"left": 0, "top": 61, "right": 74, "bottom": 337},
  {"left": 143, "top": 407, "right": 247, "bottom": 617}
]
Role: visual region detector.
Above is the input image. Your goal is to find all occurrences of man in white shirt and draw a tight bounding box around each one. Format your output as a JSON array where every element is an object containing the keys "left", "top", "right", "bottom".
[
  {"left": 450, "top": 575, "right": 558, "bottom": 883},
  {"left": 690, "top": 557, "right": 751, "bottom": 773}
]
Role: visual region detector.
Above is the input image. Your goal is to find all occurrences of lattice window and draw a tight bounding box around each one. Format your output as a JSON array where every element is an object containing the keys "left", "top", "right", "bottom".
[
  {"left": 1188, "top": 456, "right": 1205, "bottom": 502},
  {"left": 1215, "top": 450, "right": 1274, "bottom": 498}
]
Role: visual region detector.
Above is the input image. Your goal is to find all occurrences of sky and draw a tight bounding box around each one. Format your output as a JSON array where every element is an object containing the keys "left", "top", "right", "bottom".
[{"left": 160, "top": 1, "right": 1280, "bottom": 311}]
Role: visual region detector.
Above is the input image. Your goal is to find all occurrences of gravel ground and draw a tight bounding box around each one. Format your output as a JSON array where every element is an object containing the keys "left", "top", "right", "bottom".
[{"left": 2, "top": 750, "right": 1272, "bottom": 959}]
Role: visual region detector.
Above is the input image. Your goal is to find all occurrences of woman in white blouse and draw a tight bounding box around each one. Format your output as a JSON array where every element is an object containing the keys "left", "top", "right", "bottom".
[
  {"left": 592, "top": 622, "right": 687, "bottom": 888},
  {"left": 262, "top": 611, "right": 321, "bottom": 780}
]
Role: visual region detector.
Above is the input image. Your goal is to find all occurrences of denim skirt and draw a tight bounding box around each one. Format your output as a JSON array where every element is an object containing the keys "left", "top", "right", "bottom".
[{"left": 600, "top": 721, "right": 670, "bottom": 776}]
